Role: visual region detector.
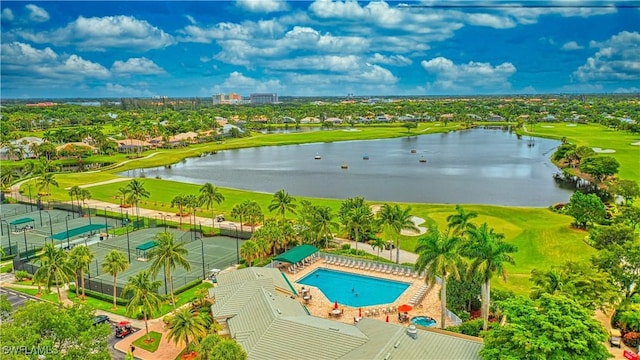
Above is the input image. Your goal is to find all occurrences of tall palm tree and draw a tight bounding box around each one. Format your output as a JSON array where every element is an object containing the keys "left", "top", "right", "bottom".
[
  {"left": 123, "top": 270, "right": 163, "bottom": 341},
  {"left": 148, "top": 231, "right": 191, "bottom": 311},
  {"left": 126, "top": 179, "right": 150, "bottom": 222},
  {"left": 68, "top": 186, "right": 82, "bottom": 216},
  {"left": 243, "top": 200, "right": 263, "bottom": 232},
  {"left": 311, "top": 206, "right": 339, "bottom": 248},
  {"left": 102, "top": 249, "right": 129, "bottom": 309},
  {"left": 446, "top": 205, "right": 478, "bottom": 235},
  {"left": 414, "top": 227, "right": 464, "bottom": 329},
  {"left": 171, "top": 194, "right": 188, "bottom": 226},
  {"left": 343, "top": 205, "right": 373, "bottom": 251},
  {"left": 369, "top": 237, "right": 386, "bottom": 258},
  {"left": 199, "top": 183, "right": 225, "bottom": 228},
  {"left": 231, "top": 202, "right": 248, "bottom": 233},
  {"left": 34, "top": 243, "right": 73, "bottom": 302},
  {"left": 166, "top": 307, "right": 207, "bottom": 354},
  {"left": 68, "top": 245, "right": 94, "bottom": 300},
  {"left": 36, "top": 173, "right": 59, "bottom": 196},
  {"left": 378, "top": 204, "right": 418, "bottom": 264},
  {"left": 463, "top": 222, "right": 517, "bottom": 331},
  {"left": 117, "top": 186, "right": 130, "bottom": 207},
  {"left": 240, "top": 240, "right": 260, "bottom": 267},
  {"left": 268, "top": 189, "right": 297, "bottom": 222}
]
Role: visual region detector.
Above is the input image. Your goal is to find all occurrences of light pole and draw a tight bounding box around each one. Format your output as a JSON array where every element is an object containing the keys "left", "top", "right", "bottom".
[
  {"left": 37, "top": 196, "right": 43, "bottom": 226},
  {"left": 43, "top": 211, "right": 53, "bottom": 243},
  {"left": 23, "top": 228, "right": 29, "bottom": 260},
  {"left": 104, "top": 206, "right": 112, "bottom": 238},
  {"left": 199, "top": 237, "right": 205, "bottom": 280},
  {"left": 159, "top": 213, "right": 168, "bottom": 230},
  {"left": 229, "top": 223, "right": 239, "bottom": 264},
  {"left": 27, "top": 184, "right": 33, "bottom": 212},
  {"left": 65, "top": 215, "right": 71, "bottom": 249},
  {"left": 0, "top": 220, "right": 12, "bottom": 255},
  {"left": 125, "top": 220, "right": 131, "bottom": 263}
]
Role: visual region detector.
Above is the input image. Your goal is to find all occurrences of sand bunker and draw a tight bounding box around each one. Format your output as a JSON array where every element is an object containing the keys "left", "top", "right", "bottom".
[
  {"left": 632, "top": 142, "right": 640, "bottom": 146},
  {"left": 592, "top": 147, "right": 616, "bottom": 153},
  {"left": 401, "top": 216, "right": 427, "bottom": 236},
  {"left": 541, "top": 125, "right": 554, "bottom": 128},
  {"left": 566, "top": 124, "right": 577, "bottom": 127},
  {"left": 342, "top": 129, "right": 361, "bottom": 132}
]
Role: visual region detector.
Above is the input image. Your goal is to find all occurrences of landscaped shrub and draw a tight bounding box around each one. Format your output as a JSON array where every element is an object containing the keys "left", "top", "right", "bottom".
[
  {"left": 15, "top": 270, "right": 30, "bottom": 281},
  {"left": 69, "top": 285, "right": 129, "bottom": 306},
  {"left": 174, "top": 278, "right": 203, "bottom": 296},
  {"left": 623, "top": 332, "right": 640, "bottom": 348},
  {"left": 456, "top": 319, "right": 485, "bottom": 337}
]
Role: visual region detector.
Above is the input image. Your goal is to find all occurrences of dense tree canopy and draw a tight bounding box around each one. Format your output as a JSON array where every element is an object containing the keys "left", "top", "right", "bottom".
[
  {"left": 0, "top": 302, "right": 111, "bottom": 360},
  {"left": 579, "top": 156, "right": 620, "bottom": 182},
  {"left": 588, "top": 224, "right": 636, "bottom": 249},
  {"left": 481, "top": 294, "right": 610, "bottom": 360},
  {"left": 565, "top": 191, "right": 606, "bottom": 229}
]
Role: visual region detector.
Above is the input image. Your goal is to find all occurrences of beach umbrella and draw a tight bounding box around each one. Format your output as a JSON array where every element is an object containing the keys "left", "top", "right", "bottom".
[
  {"left": 359, "top": 308, "right": 362, "bottom": 317},
  {"left": 398, "top": 304, "right": 413, "bottom": 312},
  {"left": 334, "top": 301, "right": 339, "bottom": 310},
  {"left": 386, "top": 315, "right": 389, "bottom": 323}
]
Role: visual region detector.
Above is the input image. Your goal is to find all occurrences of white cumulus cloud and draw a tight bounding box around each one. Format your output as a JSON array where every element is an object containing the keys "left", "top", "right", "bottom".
[
  {"left": 111, "top": 57, "right": 165, "bottom": 75},
  {"left": 369, "top": 53, "right": 412, "bottom": 66},
  {"left": 211, "top": 71, "right": 284, "bottom": 93},
  {"left": 1, "top": 8, "right": 15, "bottom": 22},
  {"left": 573, "top": 31, "right": 640, "bottom": 82},
  {"left": 16, "top": 15, "right": 175, "bottom": 51},
  {"left": 236, "top": 0, "right": 288, "bottom": 13},
  {"left": 561, "top": 41, "right": 584, "bottom": 51},
  {"left": 25, "top": 4, "right": 49, "bottom": 22},
  {"left": 421, "top": 57, "right": 516, "bottom": 93}
]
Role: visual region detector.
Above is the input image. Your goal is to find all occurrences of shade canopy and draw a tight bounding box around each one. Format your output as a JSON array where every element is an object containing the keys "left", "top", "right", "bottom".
[
  {"left": 398, "top": 304, "right": 413, "bottom": 312},
  {"left": 273, "top": 244, "right": 318, "bottom": 264},
  {"left": 9, "top": 218, "right": 34, "bottom": 225},
  {"left": 51, "top": 224, "right": 107, "bottom": 241},
  {"left": 135, "top": 241, "right": 157, "bottom": 251}
]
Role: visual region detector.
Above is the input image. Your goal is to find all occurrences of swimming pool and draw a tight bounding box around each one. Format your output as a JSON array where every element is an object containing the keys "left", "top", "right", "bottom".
[
  {"left": 297, "top": 268, "right": 410, "bottom": 307},
  {"left": 411, "top": 316, "right": 437, "bottom": 327}
]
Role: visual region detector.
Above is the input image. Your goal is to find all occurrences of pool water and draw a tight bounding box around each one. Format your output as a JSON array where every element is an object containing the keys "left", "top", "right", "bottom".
[
  {"left": 411, "top": 316, "right": 437, "bottom": 327},
  {"left": 297, "top": 268, "right": 410, "bottom": 307}
]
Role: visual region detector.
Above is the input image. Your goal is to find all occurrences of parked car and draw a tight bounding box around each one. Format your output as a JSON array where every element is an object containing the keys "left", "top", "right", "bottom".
[
  {"left": 93, "top": 315, "right": 110, "bottom": 326},
  {"left": 609, "top": 328, "right": 622, "bottom": 348}
]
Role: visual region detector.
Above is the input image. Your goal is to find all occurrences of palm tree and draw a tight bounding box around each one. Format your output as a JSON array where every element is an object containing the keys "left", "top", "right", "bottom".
[
  {"left": 36, "top": 173, "right": 59, "bottom": 196},
  {"left": 446, "top": 205, "right": 478, "bottom": 235},
  {"left": 369, "top": 237, "right": 386, "bottom": 258},
  {"left": 126, "top": 179, "right": 150, "bottom": 222},
  {"left": 268, "top": 189, "right": 297, "bottom": 222},
  {"left": 378, "top": 204, "right": 418, "bottom": 263},
  {"left": 231, "top": 202, "right": 248, "bottom": 233},
  {"left": 243, "top": 200, "right": 263, "bottom": 232},
  {"left": 199, "top": 183, "right": 225, "bottom": 228},
  {"left": 463, "top": 222, "right": 518, "bottom": 331},
  {"left": 34, "top": 243, "right": 73, "bottom": 302},
  {"left": 171, "top": 194, "right": 188, "bottom": 226},
  {"left": 240, "top": 240, "right": 260, "bottom": 267},
  {"left": 148, "top": 231, "right": 191, "bottom": 311},
  {"left": 68, "top": 186, "right": 82, "bottom": 215},
  {"left": 343, "top": 205, "right": 373, "bottom": 251},
  {"left": 68, "top": 245, "right": 94, "bottom": 300},
  {"left": 166, "top": 306, "right": 207, "bottom": 354},
  {"left": 102, "top": 249, "right": 129, "bottom": 309},
  {"left": 123, "top": 271, "right": 163, "bottom": 341},
  {"left": 414, "top": 227, "right": 464, "bottom": 329},
  {"left": 0, "top": 167, "right": 19, "bottom": 190},
  {"left": 117, "top": 187, "right": 130, "bottom": 207},
  {"left": 311, "top": 206, "right": 339, "bottom": 248}
]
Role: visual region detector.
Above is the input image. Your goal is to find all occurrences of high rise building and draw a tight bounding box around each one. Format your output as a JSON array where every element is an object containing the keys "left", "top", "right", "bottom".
[
  {"left": 250, "top": 93, "right": 278, "bottom": 105},
  {"left": 212, "top": 93, "right": 242, "bottom": 105}
]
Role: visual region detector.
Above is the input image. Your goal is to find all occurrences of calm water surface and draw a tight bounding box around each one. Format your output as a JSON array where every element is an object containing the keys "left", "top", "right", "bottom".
[{"left": 124, "top": 128, "right": 572, "bottom": 206}]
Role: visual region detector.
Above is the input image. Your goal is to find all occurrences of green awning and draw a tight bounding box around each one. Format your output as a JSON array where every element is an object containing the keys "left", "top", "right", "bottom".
[
  {"left": 51, "top": 224, "right": 107, "bottom": 241},
  {"left": 273, "top": 245, "right": 318, "bottom": 264},
  {"left": 135, "top": 241, "right": 157, "bottom": 251},
  {"left": 10, "top": 218, "right": 34, "bottom": 225}
]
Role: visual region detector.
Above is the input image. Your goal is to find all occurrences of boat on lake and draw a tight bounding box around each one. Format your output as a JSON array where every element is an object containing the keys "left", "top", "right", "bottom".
[
  {"left": 341, "top": 162, "right": 349, "bottom": 169},
  {"left": 419, "top": 156, "right": 427, "bottom": 163},
  {"left": 410, "top": 149, "right": 417, "bottom": 154},
  {"left": 314, "top": 153, "right": 321, "bottom": 160},
  {"left": 363, "top": 153, "right": 369, "bottom": 160}
]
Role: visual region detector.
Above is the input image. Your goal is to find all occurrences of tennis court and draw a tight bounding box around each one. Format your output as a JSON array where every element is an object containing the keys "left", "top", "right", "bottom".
[{"left": 87, "top": 228, "right": 245, "bottom": 294}]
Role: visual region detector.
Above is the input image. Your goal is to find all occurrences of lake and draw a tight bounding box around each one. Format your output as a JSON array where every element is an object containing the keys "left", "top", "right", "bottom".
[{"left": 122, "top": 128, "right": 573, "bottom": 206}]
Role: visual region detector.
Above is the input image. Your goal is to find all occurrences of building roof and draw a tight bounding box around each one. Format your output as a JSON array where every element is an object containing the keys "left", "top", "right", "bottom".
[
  {"left": 273, "top": 244, "right": 318, "bottom": 264},
  {"left": 211, "top": 267, "right": 483, "bottom": 360}
]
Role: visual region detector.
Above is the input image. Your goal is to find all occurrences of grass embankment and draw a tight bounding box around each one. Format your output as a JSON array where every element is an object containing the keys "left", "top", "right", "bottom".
[
  {"left": 133, "top": 331, "right": 162, "bottom": 352},
  {"left": 524, "top": 123, "right": 640, "bottom": 182}
]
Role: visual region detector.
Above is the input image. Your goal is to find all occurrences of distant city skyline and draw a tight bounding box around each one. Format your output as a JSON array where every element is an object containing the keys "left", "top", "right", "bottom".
[{"left": 1, "top": 1, "right": 639, "bottom": 99}]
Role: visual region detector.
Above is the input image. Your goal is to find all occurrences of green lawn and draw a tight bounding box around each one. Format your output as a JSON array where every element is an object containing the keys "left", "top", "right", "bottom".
[
  {"left": 6, "top": 286, "right": 61, "bottom": 303},
  {"left": 133, "top": 331, "right": 162, "bottom": 352},
  {"left": 525, "top": 123, "right": 640, "bottom": 182}
]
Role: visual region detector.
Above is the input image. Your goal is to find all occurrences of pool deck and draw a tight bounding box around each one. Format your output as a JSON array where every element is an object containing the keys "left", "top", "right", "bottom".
[{"left": 286, "top": 258, "right": 452, "bottom": 327}]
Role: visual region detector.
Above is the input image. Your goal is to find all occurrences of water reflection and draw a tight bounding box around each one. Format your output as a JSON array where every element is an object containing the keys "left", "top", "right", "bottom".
[{"left": 123, "top": 129, "right": 573, "bottom": 206}]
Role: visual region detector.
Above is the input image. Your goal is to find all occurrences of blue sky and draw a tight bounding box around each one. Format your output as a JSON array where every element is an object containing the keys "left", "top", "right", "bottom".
[{"left": 1, "top": 1, "right": 638, "bottom": 98}]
